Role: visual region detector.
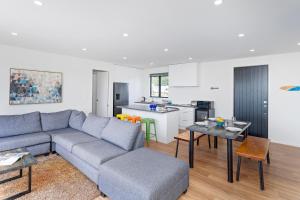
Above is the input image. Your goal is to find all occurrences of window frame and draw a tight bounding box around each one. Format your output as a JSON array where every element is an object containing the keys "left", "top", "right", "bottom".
[{"left": 150, "top": 73, "right": 169, "bottom": 98}]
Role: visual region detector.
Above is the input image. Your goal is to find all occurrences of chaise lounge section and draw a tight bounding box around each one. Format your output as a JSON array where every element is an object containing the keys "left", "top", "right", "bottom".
[{"left": 0, "top": 110, "right": 189, "bottom": 200}]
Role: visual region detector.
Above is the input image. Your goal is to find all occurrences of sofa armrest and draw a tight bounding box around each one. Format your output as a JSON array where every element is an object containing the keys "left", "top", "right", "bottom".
[{"left": 132, "top": 131, "right": 145, "bottom": 150}]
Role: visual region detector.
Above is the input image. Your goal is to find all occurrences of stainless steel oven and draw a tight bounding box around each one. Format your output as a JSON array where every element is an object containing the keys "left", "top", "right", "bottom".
[{"left": 192, "top": 101, "right": 215, "bottom": 122}]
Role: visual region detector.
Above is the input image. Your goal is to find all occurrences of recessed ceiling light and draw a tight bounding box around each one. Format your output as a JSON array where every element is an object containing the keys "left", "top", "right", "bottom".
[
  {"left": 238, "top": 33, "right": 245, "bottom": 38},
  {"left": 164, "top": 48, "right": 169, "bottom": 52},
  {"left": 297, "top": 42, "right": 300, "bottom": 46},
  {"left": 33, "top": 1, "right": 43, "bottom": 6},
  {"left": 188, "top": 57, "right": 193, "bottom": 60},
  {"left": 122, "top": 56, "right": 127, "bottom": 60},
  {"left": 11, "top": 32, "right": 18, "bottom": 36},
  {"left": 150, "top": 62, "right": 154, "bottom": 66},
  {"left": 123, "top": 33, "right": 129, "bottom": 37},
  {"left": 214, "top": 0, "right": 223, "bottom": 6},
  {"left": 249, "top": 49, "right": 255, "bottom": 52},
  {"left": 81, "top": 48, "right": 87, "bottom": 51}
]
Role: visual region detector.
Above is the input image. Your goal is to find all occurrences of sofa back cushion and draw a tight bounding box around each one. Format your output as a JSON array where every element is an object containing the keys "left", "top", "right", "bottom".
[
  {"left": 41, "top": 110, "right": 72, "bottom": 131},
  {"left": 69, "top": 110, "right": 86, "bottom": 131},
  {"left": 101, "top": 118, "right": 140, "bottom": 151},
  {"left": 0, "top": 112, "right": 42, "bottom": 137},
  {"left": 82, "top": 115, "right": 110, "bottom": 138}
]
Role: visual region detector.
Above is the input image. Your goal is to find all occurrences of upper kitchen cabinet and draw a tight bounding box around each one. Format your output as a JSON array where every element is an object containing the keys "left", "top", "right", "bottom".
[{"left": 169, "top": 63, "right": 199, "bottom": 87}]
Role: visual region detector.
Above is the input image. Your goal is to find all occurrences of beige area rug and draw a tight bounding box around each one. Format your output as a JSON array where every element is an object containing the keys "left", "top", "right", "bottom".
[{"left": 0, "top": 154, "right": 106, "bottom": 200}]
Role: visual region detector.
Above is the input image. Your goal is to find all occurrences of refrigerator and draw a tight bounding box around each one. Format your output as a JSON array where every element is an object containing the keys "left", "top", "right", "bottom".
[{"left": 113, "top": 82, "right": 129, "bottom": 116}]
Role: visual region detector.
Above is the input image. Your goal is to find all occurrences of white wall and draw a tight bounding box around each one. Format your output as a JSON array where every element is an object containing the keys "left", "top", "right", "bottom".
[
  {"left": 0, "top": 44, "right": 143, "bottom": 116},
  {"left": 143, "top": 52, "right": 300, "bottom": 147}
]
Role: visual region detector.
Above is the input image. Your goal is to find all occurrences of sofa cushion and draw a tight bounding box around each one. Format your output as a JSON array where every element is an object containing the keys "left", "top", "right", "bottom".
[
  {"left": 101, "top": 118, "right": 140, "bottom": 151},
  {"left": 41, "top": 110, "right": 72, "bottom": 131},
  {"left": 98, "top": 148, "right": 189, "bottom": 200},
  {"left": 69, "top": 110, "right": 86, "bottom": 131},
  {"left": 82, "top": 115, "right": 110, "bottom": 138},
  {"left": 44, "top": 128, "right": 80, "bottom": 137},
  {"left": 0, "top": 132, "right": 50, "bottom": 151},
  {"left": 52, "top": 130, "right": 98, "bottom": 152},
  {"left": 0, "top": 112, "right": 42, "bottom": 138},
  {"left": 72, "top": 140, "right": 127, "bottom": 169},
  {"left": 133, "top": 131, "right": 145, "bottom": 150}
]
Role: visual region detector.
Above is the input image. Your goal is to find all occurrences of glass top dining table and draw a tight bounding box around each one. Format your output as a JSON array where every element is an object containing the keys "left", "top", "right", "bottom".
[{"left": 187, "top": 120, "right": 251, "bottom": 183}]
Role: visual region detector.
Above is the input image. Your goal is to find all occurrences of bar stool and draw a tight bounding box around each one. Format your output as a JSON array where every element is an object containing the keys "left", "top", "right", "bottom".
[
  {"left": 141, "top": 118, "right": 157, "bottom": 145},
  {"left": 174, "top": 131, "right": 211, "bottom": 158},
  {"left": 116, "top": 114, "right": 129, "bottom": 121},
  {"left": 128, "top": 116, "right": 142, "bottom": 123},
  {"left": 236, "top": 136, "right": 270, "bottom": 190}
]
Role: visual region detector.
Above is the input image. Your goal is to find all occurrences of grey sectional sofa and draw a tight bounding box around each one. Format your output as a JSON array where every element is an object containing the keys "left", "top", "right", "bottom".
[{"left": 0, "top": 110, "right": 189, "bottom": 200}]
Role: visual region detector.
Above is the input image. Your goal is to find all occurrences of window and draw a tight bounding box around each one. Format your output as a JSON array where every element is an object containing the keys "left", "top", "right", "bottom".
[{"left": 150, "top": 73, "right": 168, "bottom": 98}]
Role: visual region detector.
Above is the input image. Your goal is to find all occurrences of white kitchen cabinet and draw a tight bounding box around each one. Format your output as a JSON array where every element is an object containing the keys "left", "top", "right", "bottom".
[
  {"left": 179, "top": 107, "right": 195, "bottom": 129},
  {"left": 169, "top": 63, "right": 199, "bottom": 87},
  {"left": 168, "top": 106, "right": 195, "bottom": 130}
]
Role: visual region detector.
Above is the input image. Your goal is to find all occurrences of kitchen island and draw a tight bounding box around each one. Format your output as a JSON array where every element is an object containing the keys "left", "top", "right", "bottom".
[{"left": 119, "top": 105, "right": 180, "bottom": 144}]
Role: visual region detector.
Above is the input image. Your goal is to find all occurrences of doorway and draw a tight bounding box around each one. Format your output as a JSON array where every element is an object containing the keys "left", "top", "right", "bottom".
[
  {"left": 92, "top": 70, "right": 109, "bottom": 117},
  {"left": 234, "top": 65, "right": 268, "bottom": 138}
]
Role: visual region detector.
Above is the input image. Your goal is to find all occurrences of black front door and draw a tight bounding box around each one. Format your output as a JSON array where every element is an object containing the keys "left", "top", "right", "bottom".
[{"left": 234, "top": 65, "right": 268, "bottom": 138}]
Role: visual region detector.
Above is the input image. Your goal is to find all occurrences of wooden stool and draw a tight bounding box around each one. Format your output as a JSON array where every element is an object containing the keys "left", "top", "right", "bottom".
[
  {"left": 174, "top": 131, "right": 211, "bottom": 158},
  {"left": 236, "top": 136, "right": 270, "bottom": 190}
]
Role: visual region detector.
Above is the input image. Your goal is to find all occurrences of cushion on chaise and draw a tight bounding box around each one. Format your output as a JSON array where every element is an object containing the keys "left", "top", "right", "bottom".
[
  {"left": 98, "top": 148, "right": 189, "bottom": 200},
  {"left": 72, "top": 140, "right": 127, "bottom": 169},
  {"left": 101, "top": 118, "right": 140, "bottom": 151},
  {"left": 82, "top": 115, "right": 110, "bottom": 138},
  {"left": 52, "top": 130, "right": 98, "bottom": 152}
]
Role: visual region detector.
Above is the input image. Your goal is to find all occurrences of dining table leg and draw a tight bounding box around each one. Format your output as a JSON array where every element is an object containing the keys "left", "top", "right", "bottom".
[
  {"left": 214, "top": 136, "right": 218, "bottom": 148},
  {"left": 189, "top": 130, "right": 194, "bottom": 168},
  {"left": 227, "top": 138, "right": 233, "bottom": 183}
]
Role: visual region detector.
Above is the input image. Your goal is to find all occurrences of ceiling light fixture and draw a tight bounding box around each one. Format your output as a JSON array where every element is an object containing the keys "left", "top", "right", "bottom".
[
  {"left": 11, "top": 32, "right": 18, "bottom": 36},
  {"left": 214, "top": 0, "right": 223, "bottom": 6},
  {"left": 123, "top": 33, "right": 129, "bottom": 37},
  {"left": 81, "top": 48, "right": 87, "bottom": 51},
  {"left": 150, "top": 62, "right": 154, "bottom": 66},
  {"left": 123, "top": 56, "right": 127, "bottom": 60},
  {"left": 164, "top": 48, "right": 169, "bottom": 52},
  {"left": 34, "top": 1, "right": 43, "bottom": 6},
  {"left": 238, "top": 33, "right": 245, "bottom": 38},
  {"left": 297, "top": 42, "right": 300, "bottom": 46},
  {"left": 249, "top": 49, "right": 255, "bottom": 52},
  {"left": 188, "top": 57, "right": 193, "bottom": 60}
]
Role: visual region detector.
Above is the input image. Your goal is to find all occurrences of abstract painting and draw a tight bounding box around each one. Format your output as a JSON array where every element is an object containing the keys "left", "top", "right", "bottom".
[
  {"left": 10, "top": 68, "right": 63, "bottom": 105},
  {"left": 280, "top": 85, "right": 300, "bottom": 92}
]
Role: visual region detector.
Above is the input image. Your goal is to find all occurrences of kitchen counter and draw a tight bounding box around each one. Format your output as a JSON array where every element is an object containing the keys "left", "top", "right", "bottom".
[
  {"left": 118, "top": 105, "right": 179, "bottom": 113},
  {"left": 120, "top": 105, "right": 179, "bottom": 144},
  {"left": 134, "top": 101, "right": 197, "bottom": 108}
]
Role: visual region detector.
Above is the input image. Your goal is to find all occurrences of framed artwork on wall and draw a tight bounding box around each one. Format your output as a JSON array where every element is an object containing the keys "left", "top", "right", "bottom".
[
  {"left": 9, "top": 68, "right": 63, "bottom": 105},
  {"left": 280, "top": 85, "right": 300, "bottom": 91}
]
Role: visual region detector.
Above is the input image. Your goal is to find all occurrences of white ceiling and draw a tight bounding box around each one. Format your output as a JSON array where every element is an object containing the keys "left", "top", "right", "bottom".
[{"left": 0, "top": 0, "right": 300, "bottom": 68}]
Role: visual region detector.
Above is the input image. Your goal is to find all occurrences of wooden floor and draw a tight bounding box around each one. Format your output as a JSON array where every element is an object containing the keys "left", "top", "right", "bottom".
[{"left": 147, "top": 137, "right": 300, "bottom": 200}]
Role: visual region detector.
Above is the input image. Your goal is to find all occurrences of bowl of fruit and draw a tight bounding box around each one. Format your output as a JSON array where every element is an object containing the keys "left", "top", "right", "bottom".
[{"left": 216, "top": 117, "right": 225, "bottom": 127}]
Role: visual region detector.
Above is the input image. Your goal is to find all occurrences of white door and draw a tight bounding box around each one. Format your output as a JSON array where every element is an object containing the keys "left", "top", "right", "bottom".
[{"left": 94, "top": 71, "right": 109, "bottom": 117}]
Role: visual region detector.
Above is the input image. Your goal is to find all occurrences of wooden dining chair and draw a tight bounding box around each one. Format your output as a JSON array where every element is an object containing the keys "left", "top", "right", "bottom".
[{"left": 174, "top": 131, "right": 211, "bottom": 158}]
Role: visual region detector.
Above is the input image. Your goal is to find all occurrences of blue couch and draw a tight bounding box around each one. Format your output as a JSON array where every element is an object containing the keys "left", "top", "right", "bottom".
[{"left": 0, "top": 110, "right": 189, "bottom": 200}]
